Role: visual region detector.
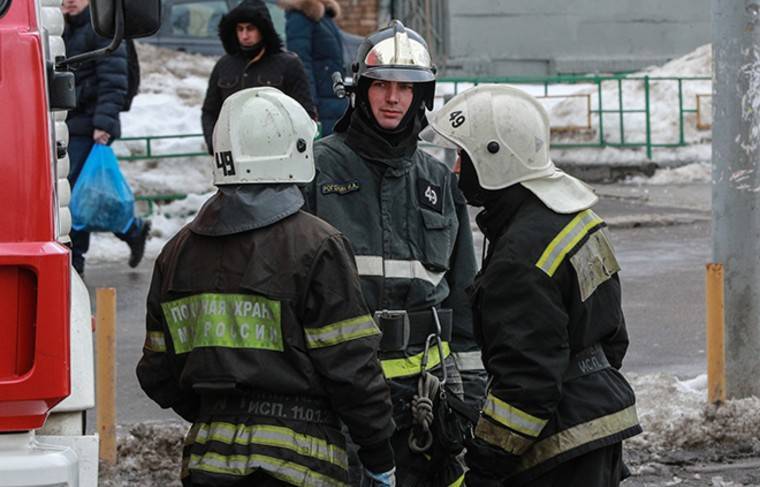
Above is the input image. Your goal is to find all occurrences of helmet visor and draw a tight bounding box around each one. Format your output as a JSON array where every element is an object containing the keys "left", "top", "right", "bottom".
[{"left": 363, "top": 66, "right": 435, "bottom": 83}]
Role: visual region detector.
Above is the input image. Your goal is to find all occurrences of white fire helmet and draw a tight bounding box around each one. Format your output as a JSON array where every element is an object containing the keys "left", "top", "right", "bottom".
[
  {"left": 211, "top": 87, "right": 318, "bottom": 185},
  {"left": 421, "top": 84, "right": 598, "bottom": 214}
]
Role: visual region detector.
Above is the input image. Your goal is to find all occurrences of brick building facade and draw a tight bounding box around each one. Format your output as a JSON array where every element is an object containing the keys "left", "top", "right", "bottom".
[{"left": 335, "top": 0, "right": 378, "bottom": 36}]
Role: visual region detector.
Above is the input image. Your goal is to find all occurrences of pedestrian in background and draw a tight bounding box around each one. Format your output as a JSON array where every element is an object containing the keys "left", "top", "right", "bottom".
[
  {"left": 61, "top": 0, "right": 150, "bottom": 276},
  {"left": 423, "top": 84, "right": 641, "bottom": 486},
  {"left": 138, "top": 87, "right": 396, "bottom": 487},
  {"left": 201, "top": 0, "right": 316, "bottom": 153},
  {"left": 280, "top": 0, "right": 348, "bottom": 136}
]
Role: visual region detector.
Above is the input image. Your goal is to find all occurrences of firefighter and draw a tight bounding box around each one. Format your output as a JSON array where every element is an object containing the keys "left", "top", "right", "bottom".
[
  {"left": 136, "top": 87, "right": 396, "bottom": 487},
  {"left": 421, "top": 84, "right": 642, "bottom": 486},
  {"left": 301, "top": 20, "right": 480, "bottom": 486}
]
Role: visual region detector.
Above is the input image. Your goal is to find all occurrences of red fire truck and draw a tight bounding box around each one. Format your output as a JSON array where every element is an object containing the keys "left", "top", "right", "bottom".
[{"left": 0, "top": 0, "right": 157, "bottom": 483}]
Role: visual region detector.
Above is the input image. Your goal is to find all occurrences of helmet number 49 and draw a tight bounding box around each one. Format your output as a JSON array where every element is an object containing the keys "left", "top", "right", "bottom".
[
  {"left": 215, "top": 151, "right": 237, "bottom": 177},
  {"left": 449, "top": 111, "right": 465, "bottom": 128}
]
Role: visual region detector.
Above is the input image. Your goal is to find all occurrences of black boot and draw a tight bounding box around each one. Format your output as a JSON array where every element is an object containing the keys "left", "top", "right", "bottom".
[{"left": 128, "top": 220, "right": 151, "bottom": 268}]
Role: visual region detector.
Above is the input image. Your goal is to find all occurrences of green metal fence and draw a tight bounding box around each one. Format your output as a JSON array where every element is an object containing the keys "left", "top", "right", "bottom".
[{"left": 118, "top": 74, "right": 711, "bottom": 209}]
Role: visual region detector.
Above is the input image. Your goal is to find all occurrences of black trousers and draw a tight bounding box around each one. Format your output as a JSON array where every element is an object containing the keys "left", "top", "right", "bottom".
[{"left": 525, "top": 443, "right": 624, "bottom": 487}]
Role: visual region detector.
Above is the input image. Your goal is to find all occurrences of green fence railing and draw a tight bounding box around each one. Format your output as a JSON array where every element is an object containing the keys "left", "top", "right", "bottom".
[{"left": 118, "top": 74, "right": 712, "bottom": 209}]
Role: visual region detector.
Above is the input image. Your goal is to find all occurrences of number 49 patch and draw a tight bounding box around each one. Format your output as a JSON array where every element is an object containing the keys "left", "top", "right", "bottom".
[{"left": 417, "top": 179, "right": 443, "bottom": 213}]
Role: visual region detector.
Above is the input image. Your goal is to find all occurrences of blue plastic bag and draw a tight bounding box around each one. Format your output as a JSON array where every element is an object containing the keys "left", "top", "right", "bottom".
[{"left": 70, "top": 144, "right": 135, "bottom": 233}]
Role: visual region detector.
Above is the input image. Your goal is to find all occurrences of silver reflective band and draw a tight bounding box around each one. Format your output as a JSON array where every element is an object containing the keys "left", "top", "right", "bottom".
[
  {"left": 453, "top": 351, "right": 484, "bottom": 371},
  {"left": 355, "top": 256, "right": 446, "bottom": 286},
  {"left": 355, "top": 256, "right": 384, "bottom": 276}
]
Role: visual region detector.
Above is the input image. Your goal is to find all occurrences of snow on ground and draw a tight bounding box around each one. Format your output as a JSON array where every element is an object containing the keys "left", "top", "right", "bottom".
[
  {"left": 100, "top": 373, "right": 760, "bottom": 485},
  {"left": 88, "top": 43, "right": 715, "bottom": 263},
  {"left": 627, "top": 162, "right": 712, "bottom": 185}
]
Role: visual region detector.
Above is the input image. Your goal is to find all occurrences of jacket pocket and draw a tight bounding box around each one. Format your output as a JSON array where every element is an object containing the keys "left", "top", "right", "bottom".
[
  {"left": 217, "top": 76, "right": 239, "bottom": 89},
  {"left": 256, "top": 73, "right": 284, "bottom": 88},
  {"left": 419, "top": 208, "right": 454, "bottom": 271}
]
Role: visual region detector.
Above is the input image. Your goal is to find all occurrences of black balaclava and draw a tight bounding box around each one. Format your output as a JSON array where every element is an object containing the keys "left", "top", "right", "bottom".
[
  {"left": 344, "top": 78, "right": 428, "bottom": 161},
  {"left": 458, "top": 151, "right": 500, "bottom": 207}
]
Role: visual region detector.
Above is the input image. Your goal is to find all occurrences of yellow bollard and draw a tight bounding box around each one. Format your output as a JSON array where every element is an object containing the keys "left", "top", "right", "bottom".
[
  {"left": 96, "top": 288, "right": 117, "bottom": 464},
  {"left": 705, "top": 264, "right": 726, "bottom": 404}
]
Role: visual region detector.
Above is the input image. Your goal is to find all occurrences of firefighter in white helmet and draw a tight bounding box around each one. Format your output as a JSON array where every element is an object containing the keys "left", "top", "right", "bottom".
[
  {"left": 422, "top": 85, "right": 642, "bottom": 486},
  {"left": 137, "top": 87, "right": 396, "bottom": 487}
]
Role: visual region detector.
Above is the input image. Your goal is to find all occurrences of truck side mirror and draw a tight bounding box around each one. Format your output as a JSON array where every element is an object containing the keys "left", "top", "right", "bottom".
[{"left": 90, "top": 0, "right": 161, "bottom": 40}]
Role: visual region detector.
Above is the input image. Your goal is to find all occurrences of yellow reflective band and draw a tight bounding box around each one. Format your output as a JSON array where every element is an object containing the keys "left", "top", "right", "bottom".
[
  {"left": 144, "top": 331, "right": 166, "bottom": 352},
  {"left": 448, "top": 473, "right": 466, "bottom": 487},
  {"left": 517, "top": 405, "right": 640, "bottom": 471},
  {"left": 475, "top": 417, "right": 534, "bottom": 455},
  {"left": 535, "top": 210, "right": 604, "bottom": 277},
  {"left": 189, "top": 452, "right": 346, "bottom": 487},
  {"left": 381, "top": 341, "right": 451, "bottom": 379},
  {"left": 194, "top": 422, "right": 348, "bottom": 470},
  {"left": 482, "top": 393, "right": 548, "bottom": 438},
  {"left": 304, "top": 314, "right": 380, "bottom": 349}
]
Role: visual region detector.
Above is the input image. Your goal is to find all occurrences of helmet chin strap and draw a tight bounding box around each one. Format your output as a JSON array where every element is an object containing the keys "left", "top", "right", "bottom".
[{"left": 458, "top": 151, "right": 499, "bottom": 207}]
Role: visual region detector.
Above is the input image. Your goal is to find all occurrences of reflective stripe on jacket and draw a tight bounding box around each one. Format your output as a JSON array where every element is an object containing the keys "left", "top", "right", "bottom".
[{"left": 470, "top": 187, "right": 641, "bottom": 484}]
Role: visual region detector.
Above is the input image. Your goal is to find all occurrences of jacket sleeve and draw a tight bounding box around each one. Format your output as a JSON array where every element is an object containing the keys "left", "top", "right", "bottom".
[
  {"left": 443, "top": 172, "right": 479, "bottom": 353},
  {"left": 301, "top": 234, "right": 395, "bottom": 473},
  {"left": 135, "top": 260, "right": 200, "bottom": 422},
  {"left": 283, "top": 54, "right": 318, "bottom": 119},
  {"left": 201, "top": 61, "right": 222, "bottom": 154},
  {"left": 285, "top": 11, "right": 318, "bottom": 105},
  {"left": 91, "top": 35, "right": 127, "bottom": 137},
  {"left": 470, "top": 255, "right": 570, "bottom": 473}
]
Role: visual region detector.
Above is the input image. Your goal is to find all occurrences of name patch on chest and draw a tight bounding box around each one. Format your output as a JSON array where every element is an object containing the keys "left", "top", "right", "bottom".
[
  {"left": 417, "top": 179, "right": 443, "bottom": 213},
  {"left": 321, "top": 180, "right": 360, "bottom": 195}
]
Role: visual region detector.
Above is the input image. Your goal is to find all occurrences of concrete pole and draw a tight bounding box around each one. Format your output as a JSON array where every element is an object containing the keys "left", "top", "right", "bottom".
[{"left": 712, "top": 0, "right": 760, "bottom": 398}]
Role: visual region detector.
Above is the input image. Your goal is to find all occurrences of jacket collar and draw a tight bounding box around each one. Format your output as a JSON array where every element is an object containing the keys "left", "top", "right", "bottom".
[
  {"left": 189, "top": 184, "right": 303, "bottom": 236},
  {"left": 476, "top": 184, "right": 534, "bottom": 242}
]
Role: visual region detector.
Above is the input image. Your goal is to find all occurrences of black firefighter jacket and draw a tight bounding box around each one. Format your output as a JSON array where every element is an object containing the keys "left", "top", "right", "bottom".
[
  {"left": 468, "top": 186, "right": 642, "bottom": 485},
  {"left": 136, "top": 187, "right": 394, "bottom": 486},
  {"left": 302, "top": 132, "right": 479, "bottom": 384}
]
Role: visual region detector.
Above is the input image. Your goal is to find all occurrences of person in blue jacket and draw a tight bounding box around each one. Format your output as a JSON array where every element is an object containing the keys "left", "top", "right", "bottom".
[
  {"left": 61, "top": 0, "right": 150, "bottom": 276},
  {"left": 280, "top": 0, "right": 348, "bottom": 136}
]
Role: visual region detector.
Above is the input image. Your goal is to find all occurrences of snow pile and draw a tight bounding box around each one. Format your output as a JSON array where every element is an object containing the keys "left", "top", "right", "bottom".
[
  {"left": 100, "top": 422, "right": 187, "bottom": 487},
  {"left": 627, "top": 373, "right": 760, "bottom": 456},
  {"left": 627, "top": 162, "right": 711, "bottom": 185}
]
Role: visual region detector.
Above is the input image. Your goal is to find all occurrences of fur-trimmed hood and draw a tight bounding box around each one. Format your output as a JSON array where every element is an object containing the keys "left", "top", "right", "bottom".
[
  {"left": 277, "top": 0, "right": 341, "bottom": 22},
  {"left": 218, "top": 0, "right": 284, "bottom": 55}
]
